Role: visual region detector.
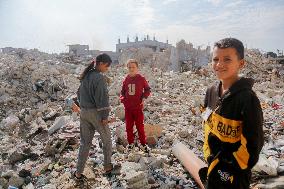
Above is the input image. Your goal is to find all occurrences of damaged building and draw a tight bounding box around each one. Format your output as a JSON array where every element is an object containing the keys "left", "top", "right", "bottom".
[
  {"left": 116, "top": 36, "right": 211, "bottom": 72},
  {"left": 67, "top": 44, "right": 89, "bottom": 56},
  {"left": 67, "top": 44, "right": 120, "bottom": 64},
  {"left": 116, "top": 35, "right": 172, "bottom": 53},
  {"left": 171, "top": 40, "right": 211, "bottom": 72},
  {"left": 66, "top": 36, "right": 211, "bottom": 71}
]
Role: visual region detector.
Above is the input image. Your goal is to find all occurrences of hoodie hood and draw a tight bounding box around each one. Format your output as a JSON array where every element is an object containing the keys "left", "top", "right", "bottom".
[{"left": 218, "top": 77, "right": 254, "bottom": 100}]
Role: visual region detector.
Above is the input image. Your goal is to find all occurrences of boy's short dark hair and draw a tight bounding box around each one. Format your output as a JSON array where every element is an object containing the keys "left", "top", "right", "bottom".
[{"left": 214, "top": 38, "right": 244, "bottom": 60}]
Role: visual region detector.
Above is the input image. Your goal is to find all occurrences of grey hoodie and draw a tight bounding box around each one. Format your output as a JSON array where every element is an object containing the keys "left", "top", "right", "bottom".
[{"left": 77, "top": 69, "right": 110, "bottom": 120}]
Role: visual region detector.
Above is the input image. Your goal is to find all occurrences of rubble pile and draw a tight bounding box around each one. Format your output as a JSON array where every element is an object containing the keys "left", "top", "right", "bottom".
[
  {"left": 244, "top": 49, "right": 284, "bottom": 81},
  {"left": 0, "top": 49, "right": 283, "bottom": 189},
  {"left": 0, "top": 52, "right": 80, "bottom": 121}
]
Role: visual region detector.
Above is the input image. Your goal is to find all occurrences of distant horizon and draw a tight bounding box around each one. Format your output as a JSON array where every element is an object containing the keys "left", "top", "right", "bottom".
[
  {"left": 0, "top": 37, "right": 279, "bottom": 55},
  {"left": 1, "top": 0, "right": 284, "bottom": 54}
]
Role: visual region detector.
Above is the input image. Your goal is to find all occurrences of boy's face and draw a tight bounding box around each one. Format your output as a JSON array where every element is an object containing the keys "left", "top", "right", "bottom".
[
  {"left": 212, "top": 47, "right": 244, "bottom": 81},
  {"left": 128, "top": 62, "right": 138, "bottom": 76}
]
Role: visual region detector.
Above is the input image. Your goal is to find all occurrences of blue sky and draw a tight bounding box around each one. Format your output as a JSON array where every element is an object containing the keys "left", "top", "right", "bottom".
[{"left": 0, "top": 0, "right": 284, "bottom": 53}]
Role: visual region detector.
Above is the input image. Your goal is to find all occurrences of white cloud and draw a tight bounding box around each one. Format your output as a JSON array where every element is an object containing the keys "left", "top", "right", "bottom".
[
  {"left": 145, "top": 1, "right": 284, "bottom": 51},
  {"left": 120, "top": 0, "right": 156, "bottom": 32},
  {"left": 0, "top": 0, "right": 283, "bottom": 52}
]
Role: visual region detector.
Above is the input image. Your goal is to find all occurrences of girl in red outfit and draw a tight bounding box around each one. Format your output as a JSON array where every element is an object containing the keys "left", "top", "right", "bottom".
[{"left": 120, "top": 59, "right": 151, "bottom": 153}]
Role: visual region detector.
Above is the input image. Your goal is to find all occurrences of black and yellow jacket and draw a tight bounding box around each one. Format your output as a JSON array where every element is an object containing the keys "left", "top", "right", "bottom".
[{"left": 203, "top": 77, "right": 264, "bottom": 176}]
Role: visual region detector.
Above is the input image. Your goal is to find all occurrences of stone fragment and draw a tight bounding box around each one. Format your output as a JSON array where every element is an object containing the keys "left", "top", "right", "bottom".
[
  {"left": 8, "top": 175, "right": 25, "bottom": 188},
  {"left": 253, "top": 155, "right": 279, "bottom": 176},
  {"left": 146, "top": 135, "right": 158, "bottom": 147},
  {"left": 48, "top": 116, "right": 70, "bottom": 135},
  {"left": 114, "top": 105, "right": 125, "bottom": 120}
]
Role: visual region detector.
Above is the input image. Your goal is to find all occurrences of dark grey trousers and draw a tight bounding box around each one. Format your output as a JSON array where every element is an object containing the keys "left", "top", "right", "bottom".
[{"left": 76, "top": 108, "right": 112, "bottom": 174}]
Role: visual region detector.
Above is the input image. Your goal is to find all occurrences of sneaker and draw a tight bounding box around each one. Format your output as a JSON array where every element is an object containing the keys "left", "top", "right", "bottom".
[
  {"left": 126, "top": 143, "right": 135, "bottom": 153},
  {"left": 140, "top": 144, "right": 151, "bottom": 154}
]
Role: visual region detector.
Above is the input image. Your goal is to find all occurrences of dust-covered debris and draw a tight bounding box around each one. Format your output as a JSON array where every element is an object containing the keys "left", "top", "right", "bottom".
[{"left": 0, "top": 47, "right": 283, "bottom": 189}]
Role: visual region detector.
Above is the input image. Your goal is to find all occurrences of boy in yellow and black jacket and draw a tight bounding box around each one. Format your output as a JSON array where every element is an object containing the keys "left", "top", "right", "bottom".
[{"left": 202, "top": 38, "right": 264, "bottom": 189}]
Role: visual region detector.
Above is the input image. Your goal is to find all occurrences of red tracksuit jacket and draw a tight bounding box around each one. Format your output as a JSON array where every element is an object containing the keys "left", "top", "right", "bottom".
[{"left": 120, "top": 74, "right": 151, "bottom": 109}]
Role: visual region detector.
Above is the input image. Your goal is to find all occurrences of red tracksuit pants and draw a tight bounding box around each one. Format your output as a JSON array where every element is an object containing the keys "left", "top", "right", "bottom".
[{"left": 125, "top": 108, "right": 146, "bottom": 145}]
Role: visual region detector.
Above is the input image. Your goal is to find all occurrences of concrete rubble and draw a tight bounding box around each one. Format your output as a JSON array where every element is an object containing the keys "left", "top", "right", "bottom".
[{"left": 0, "top": 48, "right": 283, "bottom": 189}]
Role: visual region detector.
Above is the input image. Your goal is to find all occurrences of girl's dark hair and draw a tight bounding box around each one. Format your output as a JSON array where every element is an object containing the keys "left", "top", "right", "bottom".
[
  {"left": 79, "top": 53, "right": 112, "bottom": 80},
  {"left": 214, "top": 38, "right": 244, "bottom": 60}
]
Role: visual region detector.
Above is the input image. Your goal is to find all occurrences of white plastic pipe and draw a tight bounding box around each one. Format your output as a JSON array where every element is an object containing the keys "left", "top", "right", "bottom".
[{"left": 172, "top": 142, "right": 206, "bottom": 189}]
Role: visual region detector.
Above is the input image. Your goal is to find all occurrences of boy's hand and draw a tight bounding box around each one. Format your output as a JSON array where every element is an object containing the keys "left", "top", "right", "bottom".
[
  {"left": 72, "top": 103, "right": 80, "bottom": 113},
  {"left": 101, "top": 119, "right": 108, "bottom": 126},
  {"left": 101, "top": 118, "right": 116, "bottom": 126},
  {"left": 140, "top": 99, "right": 145, "bottom": 109},
  {"left": 141, "top": 98, "right": 145, "bottom": 105},
  {"left": 120, "top": 96, "right": 125, "bottom": 104}
]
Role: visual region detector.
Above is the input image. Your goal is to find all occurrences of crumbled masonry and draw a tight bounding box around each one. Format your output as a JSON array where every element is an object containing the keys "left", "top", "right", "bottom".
[{"left": 0, "top": 48, "right": 283, "bottom": 189}]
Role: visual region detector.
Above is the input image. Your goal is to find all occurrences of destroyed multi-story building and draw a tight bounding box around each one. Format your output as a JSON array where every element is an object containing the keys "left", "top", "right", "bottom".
[
  {"left": 67, "top": 44, "right": 120, "bottom": 64},
  {"left": 67, "top": 44, "right": 89, "bottom": 56},
  {"left": 66, "top": 36, "right": 211, "bottom": 71},
  {"left": 1, "top": 47, "right": 19, "bottom": 54},
  {"left": 116, "top": 35, "right": 172, "bottom": 53},
  {"left": 116, "top": 36, "right": 211, "bottom": 72},
  {"left": 89, "top": 50, "right": 120, "bottom": 64},
  {"left": 171, "top": 40, "right": 211, "bottom": 72}
]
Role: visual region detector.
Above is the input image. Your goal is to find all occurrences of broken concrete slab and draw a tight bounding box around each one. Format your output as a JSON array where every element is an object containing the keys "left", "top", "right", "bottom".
[
  {"left": 115, "top": 124, "right": 128, "bottom": 147},
  {"left": 255, "top": 176, "right": 284, "bottom": 189},
  {"left": 0, "top": 177, "right": 8, "bottom": 189},
  {"left": 128, "top": 178, "right": 150, "bottom": 189},
  {"left": 139, "top": 157, "right": 151, "bottom": 170},
  {"left": 2, "top": 115, "right": 20, "bottom": 127},
  {"left": 124, "top": 170, "right": 150, "bottom": 188},
  {"left": 23, "top": 183, "right": 35, "bottom": 189},
  {"left": 48, "top": 116, "right": 71, "bottom": 135},
  {"left": 178, "top": 129, "right": 189, "bottom": 138},
  {"left": 114, "top": 105, "right": 125, "bottom": 120},
  {"left": 0, "top": 115, "right": 19, "bottom": 132},
  {"left": 120, "top": 162, "right": 142, "bottom": 174},
  {"left": 144, "top": 124, "right": 163, "bottom": 138},
  {"left": 41, "top": 184, "right": 56, "bottom": 189},
  {"left": 151, "top": 148, "right": 171, "bottom": 156},
  {"left": 8, "top": 151, "right": 25, "bottom": 165},
  {"left": 127, "top": 153, "right": 142, "bottom": 163},
  {"left": 146, "top": 135, "right": 158, "bottom": 147},
  {"left": 7, "top": 175, "right": 25, "bottom": 188},
  {"left": 125, "top": 171, "right": 146, "bottom": 185},
  {"left": 253, "top": 154, "right": 279, "bottom": 176},
  {"left": 115, "top": 124, "right": 162, "bottom": 147},
  {"left": 44, "top": 138, "right": 70, "bottom": 156},
  {"left": 149, "top": 157, "right": 166, "bottom": 169}
]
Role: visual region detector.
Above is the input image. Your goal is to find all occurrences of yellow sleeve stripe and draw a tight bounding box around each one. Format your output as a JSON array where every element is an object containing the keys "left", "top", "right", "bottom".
[
  {"left": 203, "top": 121, "right": 211, "bottom": 161},
  {"left": 233, "top": 134, "right": 249, "bottom": 169},
  {"left": 207, "top": 158, "right": 219, "bottom": 176}
]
